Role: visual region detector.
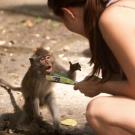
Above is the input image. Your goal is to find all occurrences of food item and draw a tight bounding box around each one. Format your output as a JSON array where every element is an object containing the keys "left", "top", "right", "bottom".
[{"left": 46, "top": 73, "right": 75, "bottom": 85}]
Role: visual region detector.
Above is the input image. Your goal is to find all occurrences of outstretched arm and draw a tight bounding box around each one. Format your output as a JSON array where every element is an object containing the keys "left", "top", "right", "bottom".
[
  {"left": 66, "top": 61, "right": 81, "bottom": 80},
  {"left": 54, "top": 61, "right": 81, "bottom": 81},
  {"left": 75, "top": 6, "right": 135, "bottom": 98},
  {"left": 74, "top": 77, "right": 133, "bottom": 98}
]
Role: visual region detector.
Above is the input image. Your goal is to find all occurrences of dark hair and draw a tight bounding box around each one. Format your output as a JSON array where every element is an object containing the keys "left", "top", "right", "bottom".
[
  {"left": 48, "top": 0, "right": 126, "bottom": 81},
  {"left": 48, "top": 0, "right": 86, "bottom": 16}
]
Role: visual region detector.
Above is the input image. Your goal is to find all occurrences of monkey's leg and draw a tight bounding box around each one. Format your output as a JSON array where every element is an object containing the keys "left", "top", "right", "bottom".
[
  {"left": 21, "top": 97, "right": 34, "bottom": 122},
  {"left": 45, "top": 93, "right": 60, "bottom": 129},
  {"left": 21, "top": 97, "right": 41, "bottom": 122},
  {"left": 32, "top": 97, "right": 43, "bottom": 121},
  {"left": 14, "top": 98, "right": 32, "bottom": 130},
  {"left": 14, "top": 97, "right": 41, "bottom": 131}
]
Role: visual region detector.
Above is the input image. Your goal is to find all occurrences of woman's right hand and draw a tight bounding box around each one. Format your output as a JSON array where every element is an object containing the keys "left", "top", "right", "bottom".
[{"left": 74, "top": 76, "right": 102, "bottom": 97}]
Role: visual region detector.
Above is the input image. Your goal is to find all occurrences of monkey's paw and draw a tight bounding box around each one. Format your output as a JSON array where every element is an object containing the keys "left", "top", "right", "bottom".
[{"left": 69, "top": 61, "right": 81, "bottom": 71}]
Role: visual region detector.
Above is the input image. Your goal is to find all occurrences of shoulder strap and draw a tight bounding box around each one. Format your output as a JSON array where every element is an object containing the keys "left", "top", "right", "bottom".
[
  {"left": 106, "top": 0, "right": 135, "bottom": 10},
  {"left": 106, "top": 0, "right": 120, "bottom": 7}
]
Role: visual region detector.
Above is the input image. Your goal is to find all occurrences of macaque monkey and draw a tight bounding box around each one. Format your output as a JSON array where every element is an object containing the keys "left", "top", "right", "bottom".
[{"left": 0, "top": 47, "right": 81, "bottom": 129}]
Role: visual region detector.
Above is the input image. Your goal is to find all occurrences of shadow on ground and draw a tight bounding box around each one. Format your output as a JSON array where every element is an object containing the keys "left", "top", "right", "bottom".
[
  {"left": 0, "top": 4, "right": 60, "bottom": 21},
  {"left": 0, "top": 112, "right": 93, "bottom": 135},
  {"left": 0, "top": 89, "right": 94, "bottom": 135}
]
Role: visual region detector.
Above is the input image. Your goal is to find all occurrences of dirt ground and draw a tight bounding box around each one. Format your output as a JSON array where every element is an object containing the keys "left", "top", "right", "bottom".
[{"left": 0, "top": 0, "right": 95, "bottom": 135}]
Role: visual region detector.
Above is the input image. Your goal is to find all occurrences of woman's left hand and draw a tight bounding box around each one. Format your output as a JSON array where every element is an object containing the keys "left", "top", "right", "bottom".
[{"left": 74, "top": 76, "right": 102, "bottom": 97}]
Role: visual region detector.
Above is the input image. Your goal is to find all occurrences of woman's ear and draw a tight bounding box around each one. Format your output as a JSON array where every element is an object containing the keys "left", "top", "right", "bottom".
[{"left": 62, "top": 8, "right": 75, "bottom": 19}]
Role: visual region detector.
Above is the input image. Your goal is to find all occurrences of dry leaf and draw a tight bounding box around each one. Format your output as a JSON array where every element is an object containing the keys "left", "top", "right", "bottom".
[{"left": 61, "top": 119, "right": 77, "bottom": 127}]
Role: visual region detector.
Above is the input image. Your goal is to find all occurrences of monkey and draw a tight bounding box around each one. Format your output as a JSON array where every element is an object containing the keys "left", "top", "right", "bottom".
[{"left": 0, "top": 47, "right": 81, "bottom": 129}]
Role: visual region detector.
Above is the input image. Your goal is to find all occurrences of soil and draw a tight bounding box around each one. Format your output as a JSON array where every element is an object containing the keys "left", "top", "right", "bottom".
[{"left": 0, "top": 0, "right": 94, "bottom": 135}]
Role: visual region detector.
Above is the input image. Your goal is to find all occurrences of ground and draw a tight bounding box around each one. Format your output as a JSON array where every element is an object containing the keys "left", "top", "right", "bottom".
[{"left": 0, "top": 0, "right": 95, "bottom": 135}]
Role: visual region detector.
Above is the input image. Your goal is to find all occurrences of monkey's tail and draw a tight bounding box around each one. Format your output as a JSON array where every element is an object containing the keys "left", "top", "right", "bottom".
[{"left": 0, "top": 78, "right": 21, "bottom": 91}]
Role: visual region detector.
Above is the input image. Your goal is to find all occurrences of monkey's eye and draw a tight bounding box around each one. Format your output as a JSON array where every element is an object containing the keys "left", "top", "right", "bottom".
[
  {"left": 40, "top": 57, "right": 45, "bottom": 61},
  {"left": 45, "top": 55, "right": 50, "bottom": 60}
]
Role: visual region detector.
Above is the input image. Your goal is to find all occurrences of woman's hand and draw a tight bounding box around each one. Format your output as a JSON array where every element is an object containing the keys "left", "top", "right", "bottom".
[{"left": 74, "top": 76, "right": 102, "bottom": 97}]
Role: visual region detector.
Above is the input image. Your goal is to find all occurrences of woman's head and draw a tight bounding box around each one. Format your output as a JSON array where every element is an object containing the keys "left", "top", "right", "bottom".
[
  {"left": 47, "top": 0, "right": 106, "bottom": 35},
  {"left": 48, "top": 0, "right": 126, "bottom": 81},
  {"left": 48, "top": 0, "right": 86, "bottom": 16},
  {"left": 48, "top": 0, "right": 86, "bottom": 35}
]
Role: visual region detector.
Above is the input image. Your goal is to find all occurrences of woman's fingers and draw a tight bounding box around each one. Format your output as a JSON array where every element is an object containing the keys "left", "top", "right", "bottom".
[
  {"left": 74, "top": 83, "right": 78, "bottom": 90},
  {"left": 74, "top": 78, "right": 102, "bottom": 97},
  {"left": 74, "top": 81, "right": 89, "bottom": 91}
]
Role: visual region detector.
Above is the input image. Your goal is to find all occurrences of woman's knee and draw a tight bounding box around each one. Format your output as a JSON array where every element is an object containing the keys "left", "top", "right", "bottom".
[{"left": 86, "top": 96, "right": 112, "bottom": 126}]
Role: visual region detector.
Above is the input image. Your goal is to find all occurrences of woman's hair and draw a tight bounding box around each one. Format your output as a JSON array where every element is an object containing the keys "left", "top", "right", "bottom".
[
  {"left": 48, "top": 0, "right": 126, "bottom": 81},
  {"left": 48, "top": 0, "right": 86, "bottom": 16}
]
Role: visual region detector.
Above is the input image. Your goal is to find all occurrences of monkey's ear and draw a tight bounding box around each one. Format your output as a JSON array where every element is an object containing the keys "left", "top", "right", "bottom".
[
  {"left": 29, "top": 58, "right": 34, "bottom": 64},
  {"left": 32, "top": 45, "right": 43, "bottom": 53},
  {"left": 32, "top": 48, "right": 38, "bottom": 53},
  {"left": 69, "top": 61, "right": 72, "bottom": 65}
]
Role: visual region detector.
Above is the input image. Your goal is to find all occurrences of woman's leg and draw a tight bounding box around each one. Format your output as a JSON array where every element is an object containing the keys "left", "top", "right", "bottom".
[{"left": 86, "top": 96, "right": 135, "bottom": 135}]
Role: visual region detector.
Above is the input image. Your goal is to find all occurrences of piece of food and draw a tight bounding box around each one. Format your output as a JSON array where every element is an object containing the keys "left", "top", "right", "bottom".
[{"left": 46, "top": 73, "right": 75, "bottom": 85}]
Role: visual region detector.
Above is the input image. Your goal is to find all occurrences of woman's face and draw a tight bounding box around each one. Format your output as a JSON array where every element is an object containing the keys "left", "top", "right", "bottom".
[{"left": 61, "top": 7, "right": 85, "bottom": 36}]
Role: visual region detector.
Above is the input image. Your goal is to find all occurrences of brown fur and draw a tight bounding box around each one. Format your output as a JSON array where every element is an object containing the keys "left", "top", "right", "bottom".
[{"left": 0, "top": 47, "right": 81, "bottom": 129}]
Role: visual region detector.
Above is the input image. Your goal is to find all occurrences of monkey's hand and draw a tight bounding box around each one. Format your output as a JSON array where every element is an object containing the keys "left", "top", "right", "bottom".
[{"left": 69, "top": 61, "right": 81, "bottom": 72}]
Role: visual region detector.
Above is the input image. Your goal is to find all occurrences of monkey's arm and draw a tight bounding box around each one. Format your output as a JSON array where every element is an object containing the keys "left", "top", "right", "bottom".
[
  {"left": 53, "top": 62, "right": 81, "bottom": 81},
  {"left": 0, "top": 78, "right": 21, "bottom": 91},
  {"left": 66, "top": 62, "right": 81, "bottom": 81}
]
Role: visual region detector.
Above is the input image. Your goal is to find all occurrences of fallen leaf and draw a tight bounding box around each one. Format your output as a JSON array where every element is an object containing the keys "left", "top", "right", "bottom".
[{"left": 61, "top": 119, "right": 77, "bottom": 127}]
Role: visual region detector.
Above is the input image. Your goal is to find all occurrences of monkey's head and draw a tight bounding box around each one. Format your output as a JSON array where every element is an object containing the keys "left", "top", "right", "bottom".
[{"left": 29, "top": 48, "right": 55, "bottom": 74}]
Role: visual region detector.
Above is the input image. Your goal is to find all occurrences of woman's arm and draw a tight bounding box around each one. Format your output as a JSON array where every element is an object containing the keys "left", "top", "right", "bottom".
[
  {"left": 100, "top": 6, "right": 135, "bottom": 79},
  {"left": 101, "top": 80, "right": 135, "bottom": 98},
  {"left": 75, "top": 5, "right": 135, "bottom": 98},
  {"left": 100, "top": 5, "right": 135, "bottom": 98},
  {"left": 74, "top": 78, "right": 135, "bottom": 98}
]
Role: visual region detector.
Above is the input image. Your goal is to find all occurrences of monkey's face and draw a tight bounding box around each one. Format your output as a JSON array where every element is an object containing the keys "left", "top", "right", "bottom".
[
  {"left": 29, "top": 53, "right": 54, "bottom": 74},
  {"left": 39, "top": 54, "right": 54, "bottom": 74}
]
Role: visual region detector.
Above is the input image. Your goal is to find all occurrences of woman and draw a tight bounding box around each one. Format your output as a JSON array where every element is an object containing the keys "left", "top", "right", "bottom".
[{"left": 48, "top": 0, "right": 135, "bottom": 134}]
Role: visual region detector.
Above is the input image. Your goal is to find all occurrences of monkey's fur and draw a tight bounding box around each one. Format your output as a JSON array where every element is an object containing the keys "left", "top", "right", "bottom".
[{"left": 0, "top": 48, "right": 81, "bottom": 129}]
